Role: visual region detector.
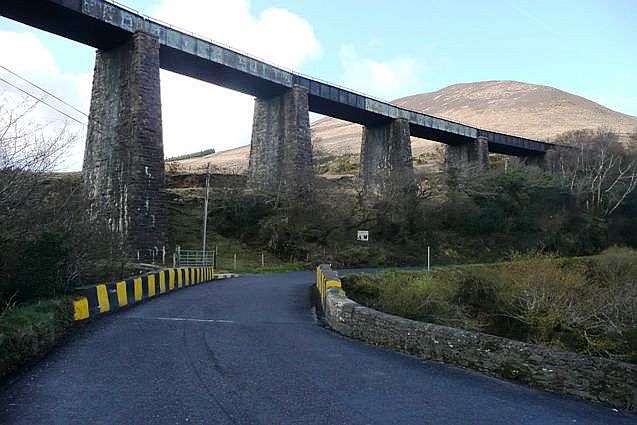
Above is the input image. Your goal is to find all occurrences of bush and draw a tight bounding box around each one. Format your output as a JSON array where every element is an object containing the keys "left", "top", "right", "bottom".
[
  {"left": 343, "top": 271, "right": 479, "bottom": 330},
  {"left": 452, "top": 273, "right": 503, "bottom": 313},
  {"left": 343, "top": 250, "right": 637, "bottom": 363},
  {"left": 0, "top": 174, "right": 128, "bottom": 307},
  {"left": 1, "top": 232, "right": 72, "bottom": 302},
  {"left": 584, "top": 246, "right": 637, "bottom": 286},
  {"left": 0, "top": 298, "right": 73, "bottom": 379}
]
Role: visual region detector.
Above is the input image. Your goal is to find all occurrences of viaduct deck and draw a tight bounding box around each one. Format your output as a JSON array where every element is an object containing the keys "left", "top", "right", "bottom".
[{"left": 0, "top": 0, "right": 556, "bottom": 157}]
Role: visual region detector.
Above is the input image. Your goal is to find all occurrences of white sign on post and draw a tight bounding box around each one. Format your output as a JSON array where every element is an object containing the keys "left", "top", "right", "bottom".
[{"left": 357, "top": 230, "right": 369, "bottom": 242}]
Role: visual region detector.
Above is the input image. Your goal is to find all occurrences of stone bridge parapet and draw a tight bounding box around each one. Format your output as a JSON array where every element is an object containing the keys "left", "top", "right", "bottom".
[{"left": 315, "top": 265, "right": 637, "bottom": 411}]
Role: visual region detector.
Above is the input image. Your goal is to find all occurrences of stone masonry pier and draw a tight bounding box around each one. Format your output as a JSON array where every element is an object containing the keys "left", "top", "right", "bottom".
[
  {"left": 360, "top": 119, "right": 415, "bottom": 197},
  {"left": 444, "top": 136, "right": 490, "bottom": 172},
  {"left": 83, "top": 31, "right": 166, "bottom": 261},
  {"left": 247, "top": 86, "right": 313, "bottom": 202}
]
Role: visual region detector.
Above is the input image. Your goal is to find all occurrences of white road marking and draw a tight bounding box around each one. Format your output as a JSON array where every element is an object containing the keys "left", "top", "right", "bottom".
[{"left": 126, "top": 316, "right": 236, "bottom": 324}]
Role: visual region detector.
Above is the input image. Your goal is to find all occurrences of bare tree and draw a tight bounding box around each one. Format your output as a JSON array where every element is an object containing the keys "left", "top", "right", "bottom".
[
  {"left": 554, "top": 128, "right": 637, "bottom": 217},
  {"left": 0, "top": 92, "right": 76, "bottom": 218},
  {"left": 0, "top": 92, "right": 125, "bottom": 306}
]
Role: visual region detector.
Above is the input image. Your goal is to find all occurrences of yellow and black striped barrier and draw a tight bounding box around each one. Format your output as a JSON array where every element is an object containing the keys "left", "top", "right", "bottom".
[
  {"left": 73, "top": 267, "right": 240, "bottom": 321},
  {"left": 316, "top": 264, "right": 343, "bottom": 308}
]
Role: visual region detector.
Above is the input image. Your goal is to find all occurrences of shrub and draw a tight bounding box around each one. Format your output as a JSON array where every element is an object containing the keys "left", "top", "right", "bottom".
[
  {"left": 343, "top": 250, "right": 637, "bottom": 363},
  {"left": 0, "top": 298, "right": 73, "bottom": 379},
  {"left": 584, "top": 246, "right": 637, "bottom": 286},
  {"left": 452, "top": 273, "right": 502, "bottom": 313},
  {"left": 4, "top": 232, "right": 73, "bottom": 301},
  {"left": 343, "top": 271, "right": 479, "bottom": 331}
]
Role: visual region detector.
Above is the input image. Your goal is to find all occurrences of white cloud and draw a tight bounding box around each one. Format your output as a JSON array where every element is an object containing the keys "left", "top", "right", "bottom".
[
  {"left": 150, "top": 0, "right": 321, "bottom": 70},
  {"left": 0, "top": 1, "right": 322, "bottom": 169},
  {"left": 0, "top": 31, "right": 57, "bottom": 73},
  {"left": 150, "top": 0, "right": 322, "bottom": 158},
  {"left": 0, "top": 30, "right": 91, "bottom": 170},
  {"left": 338, "top": 44, "right": 425, "bottom": 100}
]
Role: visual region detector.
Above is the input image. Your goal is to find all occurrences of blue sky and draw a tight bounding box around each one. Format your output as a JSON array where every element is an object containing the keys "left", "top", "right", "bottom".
[
  {"left": 0, "top": 0, "right": 635, "bottom": 166},
  {"left": 257, "top": 0, "right": 637, "bottom": 112}
]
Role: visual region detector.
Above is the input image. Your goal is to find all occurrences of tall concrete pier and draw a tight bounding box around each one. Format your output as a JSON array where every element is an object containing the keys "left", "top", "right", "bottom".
[
  {"left": 360, "top": 118, "right": 415, "bottom": 197},
  {"left": 83, "top": 31, "right": 167, "bottom": 261},
  {"left": 445, "top": 136, "right": 490, "bottom": 172},
  {"left": 247, "top": 86, "right": 314, "bottom": 202}
]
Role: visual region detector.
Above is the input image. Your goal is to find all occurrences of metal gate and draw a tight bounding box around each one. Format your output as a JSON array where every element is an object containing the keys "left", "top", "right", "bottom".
[{"left": 175, "top": 247, "right": 215, "bottom": 267}]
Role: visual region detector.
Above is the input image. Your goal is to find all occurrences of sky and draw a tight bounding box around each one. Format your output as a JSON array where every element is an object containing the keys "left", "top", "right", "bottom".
[{"left": 0, "top": 0, "right": 635, "bottom": 170}]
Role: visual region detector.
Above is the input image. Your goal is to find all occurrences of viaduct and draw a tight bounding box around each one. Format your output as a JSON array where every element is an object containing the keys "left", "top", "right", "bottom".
[{"left": 0, "top": 0, "right": 562, "bottom": 261}]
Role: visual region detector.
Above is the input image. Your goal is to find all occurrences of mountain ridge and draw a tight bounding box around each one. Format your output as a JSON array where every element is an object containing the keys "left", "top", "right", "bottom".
[{"left": 173, "top": 80, "right": 637, "bottom": 173}]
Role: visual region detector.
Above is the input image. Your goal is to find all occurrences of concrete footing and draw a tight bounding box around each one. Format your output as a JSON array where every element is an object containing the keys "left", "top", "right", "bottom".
[
  {"left": 83, "top": 31, "right": 166, "bottom": 262},
  {"left": 247, "top": 86, "right": 313, "bottom": 202},
  {"left": 360, "top": 118, "right": 414, "bottom": 197},
  {"left": 444, "top": 136, "right": 490, "bottom": 172}
]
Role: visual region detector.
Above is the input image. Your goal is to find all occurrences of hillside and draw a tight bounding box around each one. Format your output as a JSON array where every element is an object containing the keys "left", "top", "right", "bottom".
[{"left": 172, "top": 80, "right": 637, "bottom": 173}]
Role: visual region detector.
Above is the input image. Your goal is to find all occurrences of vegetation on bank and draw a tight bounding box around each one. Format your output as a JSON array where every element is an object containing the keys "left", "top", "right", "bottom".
[
  {"left": 1, "top": 173, "right": 131, "bottom": 310},
  {"left": 0, "top": 96, "right": 130, "bottom": 378},
  {"left": 0, "top": 298, "right": 74, "bottom": 379},
  {"left": 187, "top": 129, "right": 637, "bottom": 269},
  {"left": 167, "top": 188, "right": 304, "bottom": 273},
  {"left": 165, "top": 148, "right": 216, "bottom": 162},
  {"left": 342, "top": 248, "right": 637, "bottom": 363}
]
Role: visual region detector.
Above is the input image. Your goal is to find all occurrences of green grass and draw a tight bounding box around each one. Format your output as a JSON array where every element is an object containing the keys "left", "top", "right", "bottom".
[
  {"left": 165, "top": 148, "right": 216, "bottom": 162},
  {"left": 226, "top": 263, "right": 305, "bottom": 274},
  {"left": 0, "top": 298, "right": 74, "bottom": 379}
]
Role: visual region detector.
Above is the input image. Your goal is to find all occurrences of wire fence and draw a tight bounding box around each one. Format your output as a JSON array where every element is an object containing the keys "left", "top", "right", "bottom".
[{"left": 173, "top": 246, "right": 295, "bottom": 271}]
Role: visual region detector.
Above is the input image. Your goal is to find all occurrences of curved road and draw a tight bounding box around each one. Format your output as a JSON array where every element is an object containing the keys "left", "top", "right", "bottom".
[{"left": 1, "top": 272, "right": 634, "bottom": 424}]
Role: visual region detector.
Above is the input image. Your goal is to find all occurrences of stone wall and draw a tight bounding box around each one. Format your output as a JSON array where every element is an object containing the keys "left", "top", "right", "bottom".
[
  {"left": 83, "top": 31, "right": 166, "bottom": 262},
  {"left": 317, "top": 266, "right": 637, "bottom": 411},
  {"left": 360, "top": 118, "right": 414, "bottom": 197},
  {"left": 247, "top": 86, "right": 313, "bottom": 202}
]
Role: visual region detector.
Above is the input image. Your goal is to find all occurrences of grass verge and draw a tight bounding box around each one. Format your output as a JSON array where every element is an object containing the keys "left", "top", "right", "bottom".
[
  {"left": 0, "top": 298, "right": 74, "bottom": 380},
  {"left": 224, "top": 263, "right": 305, "bottom": 274}
]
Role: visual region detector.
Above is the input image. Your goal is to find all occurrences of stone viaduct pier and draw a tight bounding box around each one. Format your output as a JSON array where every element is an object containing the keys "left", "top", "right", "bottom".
[{"left": 0, "top": 0, "right": 561, "bottom": 259}]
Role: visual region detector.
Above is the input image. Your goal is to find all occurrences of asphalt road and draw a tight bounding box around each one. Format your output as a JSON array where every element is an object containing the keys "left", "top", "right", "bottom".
[{"left": 1, "top": 271, "right": 634, "bottom": 424}]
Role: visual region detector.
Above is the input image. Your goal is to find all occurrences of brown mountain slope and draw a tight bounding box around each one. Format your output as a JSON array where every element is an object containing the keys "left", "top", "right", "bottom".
[{"left": 174, "top": 80, "right": 637, "bottom": 173}]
